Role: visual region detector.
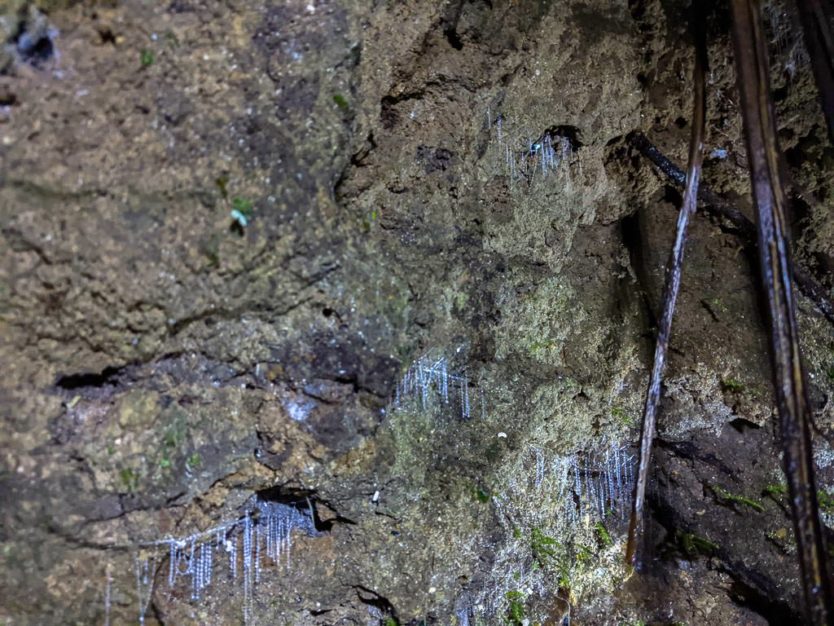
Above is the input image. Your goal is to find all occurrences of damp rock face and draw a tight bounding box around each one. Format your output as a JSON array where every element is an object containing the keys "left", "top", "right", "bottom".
[{"left": 1, "top": 0, "right": 833, "bottom": 624}]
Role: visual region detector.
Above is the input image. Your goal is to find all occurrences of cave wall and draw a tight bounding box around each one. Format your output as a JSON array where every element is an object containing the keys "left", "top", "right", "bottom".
[{"left": 1, "top": 0, "right": 834, "bottom": 624}]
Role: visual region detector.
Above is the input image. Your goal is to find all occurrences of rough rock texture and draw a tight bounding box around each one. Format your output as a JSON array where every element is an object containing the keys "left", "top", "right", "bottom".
[{"left": 1, "top": 0, "right": 833, "bottom": 624}]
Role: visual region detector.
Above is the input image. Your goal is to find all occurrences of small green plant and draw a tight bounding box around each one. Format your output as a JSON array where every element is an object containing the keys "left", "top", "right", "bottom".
[
  {"left": 230, "top": 196, "right": 254, "bottom": 228},
  {"left": 530, "top": 527, "right": 559, "bottom": 568},
  {"left": 766, "top": 527, "right": 791, "bottom": 553},
  {"left": 763, "top": 482, "right": 787, "bottom": 498},
  {"left": 215, "top": 175, "right": 230, "bottom": 199},
  {"left": 382, "top": 618, "right": 399, "bottom": 626},
  {"left": 505, "top": 591, "right": 525, "bottom": 625},
  {"left": 140, "top": 49, "right": 154, "bottom": 67},
  {"left": 711, "top": 485, "right": 764, "bottom": 512},
  {"left": 557, "top": 562, "right": 572, "bottom": 590},
  {"left": 186, "top": 452, "right": 201, "bottom": 471},
  {"left": 119, "top": 467, "right": 139, "bottom": 492},
  {"left": 159, "top": 414, "right": 188, "bottom": 469},
  {"left": 575, "top": 543, "right": 593, "bottom": 564},
  {"left": 818, "top": 489, "right": 834, "bottom": 512},
  {"left": 764, "top": 483, "right": 834, "bottom": 513},
  {"left": 361, "top": 208, "right": 379, "bottom": 232},
  {"left": 712, "top": 297, "right": 726, "bottom": 309},
  {"left": 677, "top": 530, "right": 718, "bottom": 557},
  {"left": 162, "top": 417, "right": 186, "bottom": 450},
  {"left": 232, "top": 197, "right": 253, "bottom": 213},
  {"left": 595, "top": 521, "right": 613, "bottom": 548},
  {"left": 721, "top": 377, "right": 745, "bottom": 393},
  {"left": 332, "top": 93, "right": 350, "bottom": 111},
  {"left": 473, "top": 486, "right": 490, "bottom": 503},
  {"left": 611, "top": 405, "right": 635, "bottom": 427}
]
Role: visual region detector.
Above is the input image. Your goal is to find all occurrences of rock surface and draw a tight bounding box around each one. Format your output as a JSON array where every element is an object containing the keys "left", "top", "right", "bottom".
[{"left": 1, "top": 0, "right": 833, "bottom": 624}]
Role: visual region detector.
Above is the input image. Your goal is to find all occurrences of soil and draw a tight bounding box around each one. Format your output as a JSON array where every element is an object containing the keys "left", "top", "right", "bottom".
[{"left": 1, "top": 0, "right": 833, "bottom": 624}]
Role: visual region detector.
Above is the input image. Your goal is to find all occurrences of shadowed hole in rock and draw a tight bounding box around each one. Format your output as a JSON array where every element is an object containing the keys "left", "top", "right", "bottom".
[
  {"left": 255, "top": 485, "right": 357, "bottom": 532},
  {"left": 727, "top": 580, "right": 798, "bottom": 625},
  {"left": 54, "top": 365, "right": 123, "bottom": 390},
  {"left": 353, "top": 584, "right": 399, "bottom": 622},
  {"left": 618, "top": 210, "right": 658, "bottom": 332},
  {"left": 729, "top": 417, "right": 761, "bottom": 433},
  {"left": 13, "top": 15, "right": 57, "bottom": 67},
  {"left": 380, "top": 95, "right": 400, "bottom": 129},
  {"left": 96, "top": 27, "right": 117, "bottom": 46},
  {"left": 416, "top": 145, "right": 455, "bottom": 173},
  {"left": 542, "top": 124, "right": 585, "bottom": 150},
  {"left": 0, "top": 89, "right": 17, "bottom": 106}
]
